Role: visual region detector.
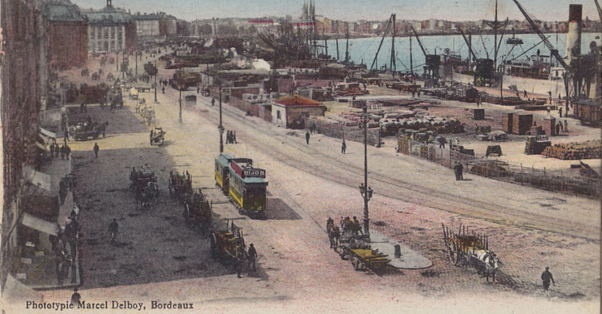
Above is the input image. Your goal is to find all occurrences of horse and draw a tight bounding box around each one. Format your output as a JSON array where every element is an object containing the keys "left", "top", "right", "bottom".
[
  {"left": 327, "top": 223, "right": 340, "bottom": 251},
  {"left": 471, "top": 250, "right": 500, "bottom": 283}
]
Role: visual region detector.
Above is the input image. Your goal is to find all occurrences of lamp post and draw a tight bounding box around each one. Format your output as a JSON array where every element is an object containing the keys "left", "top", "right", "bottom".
[
  {"left": 359, "top": 106, "right": 373, "bottom": 238},
  {"left": 154, "top": 60, "right": 158, "bottom": 103},
  {"left": 178, "top": 86, "right": 183, "bottom": 123},
  {"left": 218, "top": 81, "right": 224, "bottom": 153}
]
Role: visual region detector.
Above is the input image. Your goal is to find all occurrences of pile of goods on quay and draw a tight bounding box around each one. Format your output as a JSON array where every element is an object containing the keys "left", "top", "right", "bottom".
[
  {"left": 380, "top": 110, "right": 465, "bottom": 136},
  {"left": 542, "top": 140, "right": 602, "bottom": 160}
]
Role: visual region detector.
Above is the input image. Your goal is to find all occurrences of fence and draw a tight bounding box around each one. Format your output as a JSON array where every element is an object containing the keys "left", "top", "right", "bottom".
[
  {"left": 305, "top": 116, "right": 380, "bottom": 146},
  {"left": 398, "top": 136, "right": 600, "bottom": 198}
]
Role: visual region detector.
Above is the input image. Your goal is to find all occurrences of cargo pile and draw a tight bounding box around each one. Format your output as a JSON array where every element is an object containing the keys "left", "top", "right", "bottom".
[{"left": 542, "top": 140, "right": 602, "bottom": 160}]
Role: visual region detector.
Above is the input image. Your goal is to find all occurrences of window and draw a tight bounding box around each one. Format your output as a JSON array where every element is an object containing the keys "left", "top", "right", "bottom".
[
  {"left": 111, "top": 27, "right": 115, "bottom": 39},
  {"left": 104, "top": 28, "right": 109, "bottom": 39},
  {"left": 277, "top": 110, "right": 281, "bottom": 120}
]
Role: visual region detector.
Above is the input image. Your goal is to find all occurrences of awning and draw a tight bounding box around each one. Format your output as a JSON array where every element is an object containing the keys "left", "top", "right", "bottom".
[
  {"left": 3, "top": 274, "right": 43, "bottom": 302},
  {"left": 22, "top": 166, "right": 52, "bottom": 192},
  {"left": 21, "top": 213, "right": 59, "bottom": 236},
  {"left": 40, "top": 127, "right": 57, "bottom": 139}
]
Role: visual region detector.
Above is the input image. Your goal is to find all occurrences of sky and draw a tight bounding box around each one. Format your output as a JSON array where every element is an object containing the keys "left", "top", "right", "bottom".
[{"left": 71, "top": 0, "right": 600, "bottom": 22}]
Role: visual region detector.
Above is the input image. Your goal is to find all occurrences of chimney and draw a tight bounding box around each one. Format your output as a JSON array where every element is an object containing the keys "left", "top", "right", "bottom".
[{"left": 566, "top": 4, "right": 582, "bottom": 65}]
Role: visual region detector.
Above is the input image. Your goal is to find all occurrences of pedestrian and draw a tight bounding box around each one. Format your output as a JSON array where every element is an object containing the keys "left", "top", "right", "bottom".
[
  {"left": 71, "top": 288, "right": 81, "bottom": 306},
  {"left": 558, "top": 107, "right": 562, "bottom": 118},
  {"left": 80, "top": 101, "right": 84, "bottom": 113},
  {"left": 93, "top": 143, "right": 99, "bottom": 158},
  {"left": 64, "top": 129, "right": 70, "bottom": 142},
  {"left": 235, "top": 246, "right": 245, "bottom": 278},
  {"left": 211, "top": 98, "right": 215, "bottom": 106},
  {"left": 162, "top": 86, "right": 165, "bottom": 94},
  {"left": 453, "top": 162, "right": 463, "bottom": 181},
  {"left": 305, "top": 131, "right": 310, "bottom": 145},
  {"left": 65, "top": 144, "right": 71, "bottom": 160},
  {"left": 247, "top": 243, "right": 257, "bottom": 272},
  {"left": 197, "top": 87, "right": 200, "bottom": 94},
  {"left": 341, "top": 139, "right": 346, "bottom": 154},
  {"left": 558, "top": 122, "right": 564, "bottom": 132},
  {"left": 233, "top": 131, "right": 237, "bottom": 144},
  {"left": 59, "top": 180, "right": 68, "bottom": 205},
  {"left": 541, "top": 266, "right": 555, "bottom": 291},
  {"left": 555, "top": 123, "right": 560, "bottom": 136},
  {"left": 524, "top": 90, "right": 527, "bottom": 98},
  {"left": 352, "top": 216, "right": 363, "bottom": 236},
  {"left": 108, "top": 219, "right": 119, "bottom": 244},
  {"left": 564, "top": 120, "right": 568, "bottom": 132}
]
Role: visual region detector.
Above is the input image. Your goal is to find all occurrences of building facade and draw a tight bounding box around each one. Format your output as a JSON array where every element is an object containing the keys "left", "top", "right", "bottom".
[
  {"left": 42, "top": 1, "right": 88, "bottom": 69},
  {"left": 82, "top": 1, "right": 136, "bottom": 53},
  {"left": 133, "top": 12, "right": 161, "bottom": 38},
  {"left": 271, "top": 95, "right": 326, "bottom": 129}
]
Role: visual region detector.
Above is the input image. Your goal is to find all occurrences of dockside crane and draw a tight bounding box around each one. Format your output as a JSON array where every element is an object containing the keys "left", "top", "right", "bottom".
[
  {"left": 410, "top": 25, "right": 440, "bottom": 80},
  {"left": 595, "top": 0, "right": 602, "bottom": 23}
]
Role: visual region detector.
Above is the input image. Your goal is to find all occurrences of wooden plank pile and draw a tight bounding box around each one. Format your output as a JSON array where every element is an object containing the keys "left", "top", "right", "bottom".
[{"left": 542, "top": 140, "right": 602, "bottom": 160}]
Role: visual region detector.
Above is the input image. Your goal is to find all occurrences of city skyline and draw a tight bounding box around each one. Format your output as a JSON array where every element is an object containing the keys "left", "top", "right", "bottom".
[{"left": 70, "top": 0, "right": 600, "bottom": 23}]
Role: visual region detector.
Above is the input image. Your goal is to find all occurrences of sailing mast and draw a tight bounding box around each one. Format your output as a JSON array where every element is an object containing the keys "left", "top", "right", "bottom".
[
  {"left": 345, "top": 22, "right": 350, "bottom": 63},
  {"left": 410, "top": 35, "right": 414, "bottom": 81}
]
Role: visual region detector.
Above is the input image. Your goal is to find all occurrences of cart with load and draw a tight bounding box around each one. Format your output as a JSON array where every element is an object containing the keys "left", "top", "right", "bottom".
[
  {"left": 210, "top": 219, "right": 246, "bottom": 265},
  {"left": 442, "top": 223, "right": 501, "bottom": 282},
  {"left": 68, "top": 121, "right": 109, "bottom": 141},
  {"left": 338, "top": 237, "right": 390, "bottom": 272},
  {"left": 129, "top": 166, "right": 159, "bottom": 209},
  {"left": 183, "top": 189, "right": 212, "bottom": 235},
  {"left": 149, "top": 127, "right": 165, "bottom": 145},
  {"left": 169, "top": 169, "right": 192, "bottom": 201}
]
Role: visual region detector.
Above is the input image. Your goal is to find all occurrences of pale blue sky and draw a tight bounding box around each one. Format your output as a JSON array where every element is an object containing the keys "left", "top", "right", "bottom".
[{"left": 72, "top": 0, "right": 600, "bottom": 22}]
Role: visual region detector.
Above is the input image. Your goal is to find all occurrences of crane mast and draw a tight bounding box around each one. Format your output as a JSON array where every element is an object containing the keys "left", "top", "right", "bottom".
[{"left": 511, "top": 0, "right": 568, "bottom": 69}]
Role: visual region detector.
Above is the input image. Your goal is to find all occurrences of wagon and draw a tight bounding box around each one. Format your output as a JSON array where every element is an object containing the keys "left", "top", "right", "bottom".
[
  {"left": 338, "top": 240, "right": 389, "bottom": 272},
  {"left": 149, "top": 127, "right": 165, "bottom": 145},
  {"left": 183, "top": 189, "right": 212, "bottom": 235},
  {"left": 69, "top": 122, "right": 108, "bottom": 141},
  {"left": 168, "top": 169, "right": 192, "bottom": 201},
  {"left": 129, "top": 166, "right": 159, "bottom": 209},
  {"left": 210, "top": 219, "right": 246, "bottom": 264},
  {"left": 442, "top": 223, "right": 500, "bottom": 282}
]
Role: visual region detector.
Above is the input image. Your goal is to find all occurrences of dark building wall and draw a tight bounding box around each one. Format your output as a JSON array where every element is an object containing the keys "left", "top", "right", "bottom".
[
  {"left": 48, "top": 21, "right": 87, "bottom": 69},
  {"left": 1, "top": 0, "right": 47, "bottom": 291},
  {"left": 125, "top": 22, "right": 137, "bottom": 52}
]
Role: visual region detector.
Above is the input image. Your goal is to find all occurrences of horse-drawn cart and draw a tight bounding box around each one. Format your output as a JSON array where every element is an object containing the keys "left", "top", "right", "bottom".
[
  {"left": 442, "top": 223, "right": 500, "bottom": 282},
  {"left": 210, "top": 219, "right": 246, "bottom": 264},
  {"left": 339, "top": 243, "right": 390, "bottom": 272},
  {"left": 149, "top": 127, "right": 165, "bottom": 145},
  {"left": 130, "top": 166, "right": 159, "bottom": 209},
  {"left": 69, "top": 122, "right": 108, "bottom": 141},
  {"left": 169, "top": 170, "right": 192, "bottom": 201},
  {"left": 183, "top": 189, "right": 212, "bottom": 235}
]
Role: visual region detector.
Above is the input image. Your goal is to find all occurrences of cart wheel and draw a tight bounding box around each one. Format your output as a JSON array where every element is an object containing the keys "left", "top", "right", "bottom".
[{"left": 447, "top": 248, "right": 457, "bottom": 265}]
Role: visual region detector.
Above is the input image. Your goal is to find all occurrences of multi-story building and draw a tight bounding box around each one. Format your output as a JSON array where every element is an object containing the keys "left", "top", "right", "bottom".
[
  {"left": 160, "top": 14, "right": 177, "bottom": 37},
  {"left": 1, "top": 0, "right": 50, "bottom": 294},
  {"left": 41, "top": 0, "right": 88, "bottom": 69},
  {"left": 133, "top": 12, "right": 161, "bottom": 38},
  {"left": 81, "top": 0, "right": 136, "bottom": 53}
]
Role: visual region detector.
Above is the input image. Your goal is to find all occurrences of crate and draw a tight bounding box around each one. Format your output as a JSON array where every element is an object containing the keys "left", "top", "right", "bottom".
[
  {"left": 512, "top": 114, "right": 533, "bottom": 135},
  {"left": 502, "top": 113, "right": 513, "bottom": 133}
]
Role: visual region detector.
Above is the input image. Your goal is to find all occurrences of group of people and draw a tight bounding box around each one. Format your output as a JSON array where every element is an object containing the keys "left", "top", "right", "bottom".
[
  {"left": 51, "top": 207, "right": 80, "bottom": 285},
  {"left": 49, "top": 140, "right": 71, "bottom": 160},
  {"left": 59, "top": 174, "right": 74, "bottom": 205},
  {"left": 235, "top": 243, "right": 258, "bottom": 278},
  {"left": 453, "top": 161, "right": 464, "bottom": 181},
  {"left": 226, "top": 130, "right": 237, "bottom": 144}
]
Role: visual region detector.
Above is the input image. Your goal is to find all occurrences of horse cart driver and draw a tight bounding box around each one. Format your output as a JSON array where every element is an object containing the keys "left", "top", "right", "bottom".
[{"left": 150, "top": 127, "right": 166, "bottom": 145}]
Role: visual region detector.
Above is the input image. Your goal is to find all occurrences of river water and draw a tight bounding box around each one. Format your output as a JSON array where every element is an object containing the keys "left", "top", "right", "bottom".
[{"left": 326, "top": 33, "right": 600, "bottom": 72}]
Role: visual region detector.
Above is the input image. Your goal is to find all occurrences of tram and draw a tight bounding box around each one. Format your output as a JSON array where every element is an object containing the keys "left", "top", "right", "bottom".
[{"left": 215, "top": 154, "right": 268, "bottom": 219}]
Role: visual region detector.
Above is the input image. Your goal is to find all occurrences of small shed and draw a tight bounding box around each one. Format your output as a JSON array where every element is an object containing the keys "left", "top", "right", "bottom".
[{"left": 271, "top": 94, "right": 327, "bottom": 129}]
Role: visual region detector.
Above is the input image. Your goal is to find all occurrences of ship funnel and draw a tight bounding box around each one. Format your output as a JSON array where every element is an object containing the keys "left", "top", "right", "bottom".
[{"left": 566, "top": 4, "right": 582, "bottom": 65}]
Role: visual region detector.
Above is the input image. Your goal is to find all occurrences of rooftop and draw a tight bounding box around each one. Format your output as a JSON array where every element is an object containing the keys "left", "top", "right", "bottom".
[{"left": 274, "top": 94, "right": 321, "bottom": 107}]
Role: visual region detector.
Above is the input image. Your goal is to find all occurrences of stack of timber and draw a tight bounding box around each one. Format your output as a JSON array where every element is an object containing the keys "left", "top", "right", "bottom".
[
  {"left": 542, "top": 140, "right": 602, "bottom": 160},
  {"left": 512, "top": 114, "right": 533, "bottom": 135},
  {"left": 524, "top": 135, "right": 551, "bottom": 155}
]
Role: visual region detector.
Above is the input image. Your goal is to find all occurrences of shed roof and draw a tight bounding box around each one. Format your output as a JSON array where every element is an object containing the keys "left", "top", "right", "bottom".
[{"left": 274, "top": 94, "right": 320, "bottom": 107}]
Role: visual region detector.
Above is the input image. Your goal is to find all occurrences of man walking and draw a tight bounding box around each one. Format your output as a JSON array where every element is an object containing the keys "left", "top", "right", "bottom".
[
  {"left": 247, "top": 243, "right": 257, "bottom": 272},
  {"left": 541, "top": 266, "right": 555, "bottom": 291},
  {"left": 305, "top": 131, "right": 310, "bottom": 145},
  {"left": 341, "top": 139, "right": 346, "bottom": 154},
  {"left": 108, "top": 219, "right": 119, "bottom": 244},
  {"left": 93, "top": 143, "right": 99, "bottom": 158}
]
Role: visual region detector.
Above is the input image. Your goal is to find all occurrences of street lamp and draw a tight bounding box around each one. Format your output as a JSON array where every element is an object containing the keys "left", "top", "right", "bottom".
[
  {"left": 178, "top": 86, "right": 183, "bottom": 123},
  {"left": 154, "top": 60, "right": 158, "bottom": 103},
  {"left": 359, "top": 106, "right": 373, "bottom": 238},
  {"left": 218, "top": 80, "right": 224, "bottom": 153}
]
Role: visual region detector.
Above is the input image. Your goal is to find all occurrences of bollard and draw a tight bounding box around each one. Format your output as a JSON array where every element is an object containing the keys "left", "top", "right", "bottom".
[{"left": 394, "top": 244, "right": 401, "bottom": 258}]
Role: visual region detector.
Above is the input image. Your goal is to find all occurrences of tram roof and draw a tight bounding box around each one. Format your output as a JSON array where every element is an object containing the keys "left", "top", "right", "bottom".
[{"left": 215, "top": 154, "right": 233, "bottom": 166}]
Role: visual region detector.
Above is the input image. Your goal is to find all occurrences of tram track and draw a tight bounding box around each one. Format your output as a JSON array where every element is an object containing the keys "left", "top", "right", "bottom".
[{"left": 188, "top": 99, "right": 599, "bottom": 241}]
